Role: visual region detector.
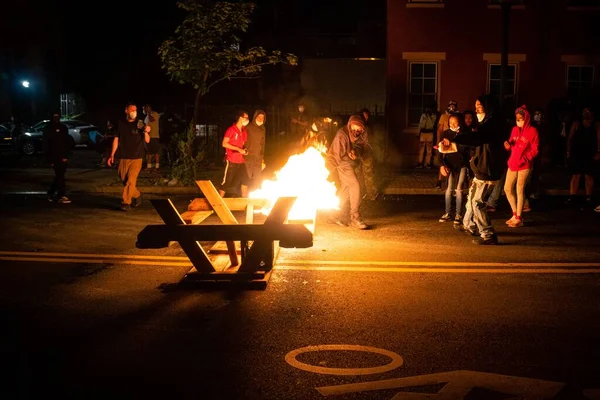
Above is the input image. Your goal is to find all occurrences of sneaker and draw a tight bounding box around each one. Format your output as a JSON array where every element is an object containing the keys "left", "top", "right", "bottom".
[
  {"left": 120, "top": 204, "right": 131, "bottom": 211},
  {"left": 473, "top": 235, "right": 498, "bottom": 245},
  {"left": 455, "top": 224, "right": 478, "bottom": 236},
  {"left": 439, "top": 213, "right": 452, "bottom": 222},
  {"left": 453, "top": 214, "right": 462, "bottom": 225},
  {"left": 350, "top": 217, "right": 368, "bottom": 230},
  {"left": 47, "top": 195, "right": 55, "bottom": 203},
  {"left": 133, "top": 195, "right": 143, "bottom": 208},
  {"left": 58, "top": 196, "right": 71, "bottom": 204},
  {"left": 415, "top": 164, "right": 424, "bottom": 169}
]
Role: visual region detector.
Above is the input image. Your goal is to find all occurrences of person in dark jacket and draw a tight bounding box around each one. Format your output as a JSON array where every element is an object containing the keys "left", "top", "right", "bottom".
[
  {"left": 326, "top": 115, "right": 369, "bottom": 229},
  {"left": 43, "top": 112, "right": 72, "bottom": 204},
  {"left": 446, "top": 95, "right": 506, "bottom": 245},
  {"left": 245, "top": 109, "right": 266, "bottom": 192}
]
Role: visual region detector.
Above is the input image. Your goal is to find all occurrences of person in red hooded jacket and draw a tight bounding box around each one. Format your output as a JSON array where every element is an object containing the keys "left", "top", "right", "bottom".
[{"left": 503, "top": 105, "right": 539, "bottom": 227}]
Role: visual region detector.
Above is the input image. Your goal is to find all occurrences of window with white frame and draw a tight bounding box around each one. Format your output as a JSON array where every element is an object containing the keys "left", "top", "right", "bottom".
[
  {"left": 567, "top": 65, "right": 594, "bottom": 98},
  {"left": 487, "top": 63, "right": 517, "bottom": 101},
  {"left": 408, "top": 62, "right": 438, "bottom": 126}
]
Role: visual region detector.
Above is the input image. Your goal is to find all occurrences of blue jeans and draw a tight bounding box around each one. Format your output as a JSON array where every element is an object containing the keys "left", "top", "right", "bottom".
[
  {"left": 486, "top": 167, "right": 507, "bottom": 207},
  {"left": 445, "top": 167, "right": 467, "bottom": 215},
  {"left": 463, "top": 179, "right": 498, "bottom": 239}
]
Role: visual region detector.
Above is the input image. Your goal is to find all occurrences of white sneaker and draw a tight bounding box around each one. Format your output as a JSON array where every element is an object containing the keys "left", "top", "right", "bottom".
[
  {"left": 439, "top": 213, "right": 452, "bottom": 222},
  {"left": 58, "top": 196, "right": 71, "bottom": 204}
]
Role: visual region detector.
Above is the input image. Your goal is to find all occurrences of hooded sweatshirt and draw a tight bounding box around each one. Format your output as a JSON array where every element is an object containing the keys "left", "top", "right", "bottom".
[
  {"left": 43, "top": 119, "right": 71, "bottom": 163},
  {"left": 245, "top": 109, "right": 266, "bottom": 166},
  {"left": 506, "top": 105, "right": 539, "bottom": 172},
  {"left": 326, "top": 115, "right": 367, "bottom": 170}
]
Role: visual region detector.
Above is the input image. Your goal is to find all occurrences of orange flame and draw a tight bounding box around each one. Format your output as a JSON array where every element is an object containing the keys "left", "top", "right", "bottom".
[{"left": 249, "top": 146, "right": 339, "bottom": 220}]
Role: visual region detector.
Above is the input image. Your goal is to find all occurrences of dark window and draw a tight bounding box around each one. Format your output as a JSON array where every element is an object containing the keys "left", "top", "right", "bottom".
[
  {"left": 408, "top": 62, "right": 438, "bottom": 126},
  {"left": 488, "top": 64, "right": 517, "bottom": 100},
  {"left": 489, "top": 0, "right": 525, "bottom": 4},
  {"left": 567, "top": 65, "right": 595, "bottom": 98},
  {"left": 567, "top": 0, "right": 600, "bottom": 7}
]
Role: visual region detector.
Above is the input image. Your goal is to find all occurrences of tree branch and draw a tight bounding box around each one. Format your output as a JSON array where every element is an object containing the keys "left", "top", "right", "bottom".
[{"left": 206, "top": 61, "right": 280, "bottom": 91}]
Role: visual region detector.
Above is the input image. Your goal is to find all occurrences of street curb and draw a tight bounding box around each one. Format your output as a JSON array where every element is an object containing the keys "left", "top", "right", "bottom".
[
  {"left": 92, "top": 186, "right": 202, "bottom": 194},
  {"left": 382, "top": 188, "right": 573, "bottom": 196},
  {"left": 91, "top": 186, "right": 574, "bottom": 196}
]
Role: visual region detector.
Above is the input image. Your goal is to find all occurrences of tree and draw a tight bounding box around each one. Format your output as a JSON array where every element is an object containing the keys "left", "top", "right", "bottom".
[{"left": 158, "top": 0, "right": 298, "bottom": 125}]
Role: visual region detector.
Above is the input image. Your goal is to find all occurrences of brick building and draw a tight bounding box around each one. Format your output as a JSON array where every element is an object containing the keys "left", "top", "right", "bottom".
[{"left": 386, "top": 0, "right": 599, "bottom": 166}]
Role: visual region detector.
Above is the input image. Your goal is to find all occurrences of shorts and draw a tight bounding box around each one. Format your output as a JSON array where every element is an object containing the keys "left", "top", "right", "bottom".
[
  {"left": 146, "top": 138, "right": 161, "bottom": 154},
  {"left": 568, "top": 157, "right": 598, "bottom": 176},
  {"left": 221, "top": 161, "right": 250, "bottom": 191}
]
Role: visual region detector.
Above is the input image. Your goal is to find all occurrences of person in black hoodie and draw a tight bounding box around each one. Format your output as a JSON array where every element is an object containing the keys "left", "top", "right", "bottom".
[
  {"left": 245, "top": 109, "right": 266, "bottom": 192},
  {"left": 43, "top": 112, "right": 72, "bottom": 204},
  {"left": 445, "top": 95, "right": 506, "bottom": 245}
]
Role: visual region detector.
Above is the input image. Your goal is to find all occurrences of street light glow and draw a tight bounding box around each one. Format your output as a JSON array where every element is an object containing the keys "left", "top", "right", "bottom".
[{"left": 22, "top": 80, "right": 30, "bottom": 88}]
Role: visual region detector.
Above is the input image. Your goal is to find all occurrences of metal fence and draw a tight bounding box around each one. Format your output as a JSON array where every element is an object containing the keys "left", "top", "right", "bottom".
[{"left": 161, "top": 103, "right": 383, "bottom": 163}]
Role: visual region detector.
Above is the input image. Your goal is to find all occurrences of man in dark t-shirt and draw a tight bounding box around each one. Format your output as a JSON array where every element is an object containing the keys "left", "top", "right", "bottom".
[{"left": 108, "top": 103, "right": 151, "bottom": 211}]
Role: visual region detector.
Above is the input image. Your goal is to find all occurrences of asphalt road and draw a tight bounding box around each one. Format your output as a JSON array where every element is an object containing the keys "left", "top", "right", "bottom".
[{"left": 1, "top": 193, "right": 600, "bottom": 399}]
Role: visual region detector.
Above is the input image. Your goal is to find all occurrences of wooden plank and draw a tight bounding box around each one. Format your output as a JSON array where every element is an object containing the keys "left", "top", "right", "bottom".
[
  {"left": 137, "top": 223, "right": 312, "bottom": 244},
  {"left": 147, "top": 199, "right": 215, "bottom": 273},
  {"left": 196, "top": 180, "right": 239, "bottom": 267},
  {"left": 246, "top": 203, "right": 254, "bottom": 224},
  {"left": 239, "top": 197, "right": 297, "bottom": 273},
  {"left": 208, "top": 241, "right": 242, "bottom": 254},
  {"left": 180, "top": 210, "right": 214, "bottom": 225},
  {"left": 188, "top": 197, "right": 268, "bottom": 212}
]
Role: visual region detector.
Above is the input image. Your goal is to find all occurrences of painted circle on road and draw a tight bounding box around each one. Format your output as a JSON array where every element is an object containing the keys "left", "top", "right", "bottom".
[{"left": 285, "top": 344, "right": 403, "bottom": 375}]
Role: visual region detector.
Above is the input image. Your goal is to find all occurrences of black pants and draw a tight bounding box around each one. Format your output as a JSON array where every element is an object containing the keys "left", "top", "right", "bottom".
[{"left": 48, "top": 162, "right": 67, "bottom": 197}]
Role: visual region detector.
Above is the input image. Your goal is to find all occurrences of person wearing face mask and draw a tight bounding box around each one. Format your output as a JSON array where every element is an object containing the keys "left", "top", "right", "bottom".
[
  {"left": 108, "top": 103, "right": 151, "bottom": 211},
  {"left": 245, "top": 110, "right": 267, "bottom": 192},
  {"left": 326, "top": 115, "right": 369, "bottom": 229},
  {"left": 219, "top": 110, "right": 250, "bottom": 198},
  {"left": 437, "top": 114, "right": 469, "bottom": 224},
  {"left": 503, "top": 106, "right": 539, "bottom": 227}
]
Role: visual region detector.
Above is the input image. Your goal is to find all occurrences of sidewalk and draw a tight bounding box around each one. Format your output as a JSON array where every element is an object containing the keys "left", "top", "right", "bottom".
[
  {"left": 379, "top": 167, "right": 575, "bottom": 196},
  {"left": 0, "top": 165, "right": 582, "bottom": 196}
]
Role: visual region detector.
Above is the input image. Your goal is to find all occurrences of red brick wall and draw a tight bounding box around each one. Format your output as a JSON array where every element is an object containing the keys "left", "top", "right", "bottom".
[{"left": 386, "top": 0, "right": 600, "bottom": 166}]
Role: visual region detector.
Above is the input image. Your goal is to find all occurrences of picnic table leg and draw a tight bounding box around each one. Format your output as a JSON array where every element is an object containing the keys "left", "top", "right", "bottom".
[{"left": 150, "top": 199, "right": 215, "bottom": 273}]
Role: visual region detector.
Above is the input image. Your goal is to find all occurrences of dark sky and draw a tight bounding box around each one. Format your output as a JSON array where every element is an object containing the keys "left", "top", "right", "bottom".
[{"left": 2, "top": 0, "right": 384, "bottom": 112}]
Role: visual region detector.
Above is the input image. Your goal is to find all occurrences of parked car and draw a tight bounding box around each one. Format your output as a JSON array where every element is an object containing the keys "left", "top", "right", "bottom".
[{"left": 17, "top": 119, "right": 104, "bottom": 155}]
